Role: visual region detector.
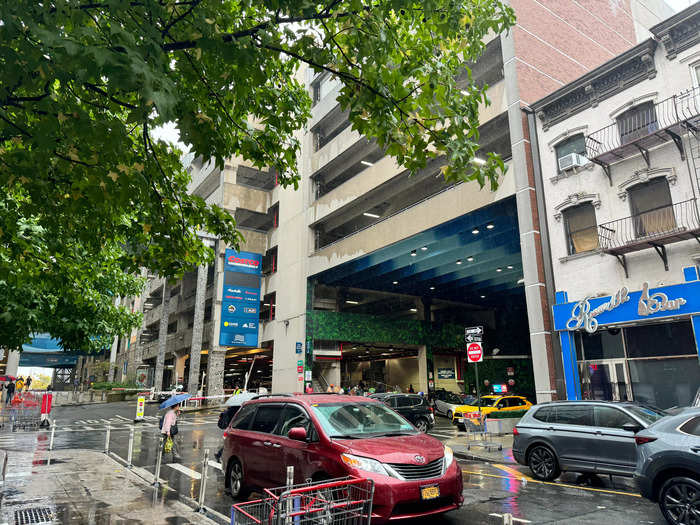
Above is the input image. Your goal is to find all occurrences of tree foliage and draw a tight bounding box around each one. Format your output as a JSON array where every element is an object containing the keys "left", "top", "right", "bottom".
[{"left": 0, "top": 0, "right": 514, "bottom": 351}]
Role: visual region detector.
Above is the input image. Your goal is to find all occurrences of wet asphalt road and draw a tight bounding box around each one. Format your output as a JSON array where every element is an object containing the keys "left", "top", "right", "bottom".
[{"left": 0, "top": 402, "right": 666, "bottom": 524}]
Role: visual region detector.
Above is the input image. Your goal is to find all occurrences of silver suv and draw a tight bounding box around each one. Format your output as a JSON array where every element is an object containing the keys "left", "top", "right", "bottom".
[{"left": 513, "top": 401, "right": 666, "bottom": 481}]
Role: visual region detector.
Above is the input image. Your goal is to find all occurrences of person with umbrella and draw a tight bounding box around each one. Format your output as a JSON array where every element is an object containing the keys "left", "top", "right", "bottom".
[{"left": 159, "top": 393, "right": 190, "bottom": 461}]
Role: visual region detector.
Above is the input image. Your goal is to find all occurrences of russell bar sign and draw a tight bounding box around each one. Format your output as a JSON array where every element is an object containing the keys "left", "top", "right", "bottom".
[{"left": 552, "top": 267, "right": 700, "bottom": 400}]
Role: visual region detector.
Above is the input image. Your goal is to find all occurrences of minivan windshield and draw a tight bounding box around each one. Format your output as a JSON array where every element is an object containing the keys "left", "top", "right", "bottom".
[
  {"left": 625, "top": 404, "right": 667, "bottom": 425},
  {"left": 311, "top": 402, "right": 417, "bottom": 438}
]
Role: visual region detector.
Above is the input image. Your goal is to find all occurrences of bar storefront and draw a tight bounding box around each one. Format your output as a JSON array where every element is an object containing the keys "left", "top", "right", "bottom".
[{"left": 552, "top": 267, "right": 700, "bottom": 409}]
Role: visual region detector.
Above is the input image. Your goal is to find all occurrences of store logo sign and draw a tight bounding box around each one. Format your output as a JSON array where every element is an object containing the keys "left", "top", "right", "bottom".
[{"left": 566, "top": 282, "right": 687, "bottom": 333}]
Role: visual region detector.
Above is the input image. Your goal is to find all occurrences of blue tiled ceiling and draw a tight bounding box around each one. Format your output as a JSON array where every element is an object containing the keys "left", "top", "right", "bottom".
[{"left": 313, "top": 196, "right": 523, "bottom": 303}]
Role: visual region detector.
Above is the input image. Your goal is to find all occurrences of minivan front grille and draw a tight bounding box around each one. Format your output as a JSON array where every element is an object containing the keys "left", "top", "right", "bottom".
[{"left": 387, "top": 457, "right": 444, "bottom": 480}]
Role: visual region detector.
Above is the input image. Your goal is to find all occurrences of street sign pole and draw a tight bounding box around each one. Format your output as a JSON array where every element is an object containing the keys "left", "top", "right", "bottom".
[{"left": 475, "top": 362, "right": 480, "bottom": 413}]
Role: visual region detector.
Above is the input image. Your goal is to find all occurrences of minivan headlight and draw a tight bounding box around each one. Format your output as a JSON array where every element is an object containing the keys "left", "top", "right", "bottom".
[
  {"left": 444, "top": 446, "right": 454, "bottom": 469},
  {"left": 341, "top": 453, "right": 389, "bottom": 476}
]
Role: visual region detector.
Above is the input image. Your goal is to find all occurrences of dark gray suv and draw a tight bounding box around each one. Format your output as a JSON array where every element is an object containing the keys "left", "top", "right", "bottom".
[{"left": 513, "top": 401, "right": 666, "bottom": 481}]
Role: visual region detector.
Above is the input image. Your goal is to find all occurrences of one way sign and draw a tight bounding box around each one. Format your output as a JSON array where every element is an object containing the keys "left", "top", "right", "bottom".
[
  {"left": 465, "top": 333, "right": 481, "bottom": 343},
  {"left": 465, "top": 326, "right": 483, "bottom": 343}
]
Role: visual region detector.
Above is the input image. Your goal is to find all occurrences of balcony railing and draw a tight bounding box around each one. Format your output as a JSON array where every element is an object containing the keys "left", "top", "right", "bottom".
[
  {"left": 598, "top": 198, "right": 700, "bottom": 256},
  {"left": 585, "top": 87, "right": 700, "bottom": 176}
]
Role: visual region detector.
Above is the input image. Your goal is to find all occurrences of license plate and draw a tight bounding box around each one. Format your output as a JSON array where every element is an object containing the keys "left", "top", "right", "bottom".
[
  {"left": 421, "top": 485, "right": 440, "bottom": 500},
  {"left": 457, "top": 418, "right": 464, "bottom": 423}
]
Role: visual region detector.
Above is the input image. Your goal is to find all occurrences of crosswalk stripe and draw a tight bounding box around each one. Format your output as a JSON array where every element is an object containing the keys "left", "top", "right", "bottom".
[
  {"left": 208, "top": 460, "right": 223, "bottom": 471},
  {"left": 166, "top": 463, "right": 201, "bottom": 480},
  {"left": 114, "top": 415, "right": 131, "bottom": 421}
]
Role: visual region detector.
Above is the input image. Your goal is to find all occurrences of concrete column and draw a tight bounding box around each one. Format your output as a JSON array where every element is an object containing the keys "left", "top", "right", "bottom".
[
  {"left": 153, "top": 283, "right": 171, "bottom": 392},
  {"left": 107, "top": 297, "right": 122, "bottom": 382},
  {"left": 501, "top": 32, "right": 558, "bottom": 403},
  {"left": 6, "top": 350, "right": 20, "bottom": 377},
  {"left": 174, "top": 352, "right": 187, "bottom": 386},
  {"left": 417, "top": 346, "right": 429, "bottom": 393},
  {"left": 206, "top": 349, "right": 226, "bottom": 398},
  {"left": 187, "top": 264, "right": 208, "bottom": 394}
]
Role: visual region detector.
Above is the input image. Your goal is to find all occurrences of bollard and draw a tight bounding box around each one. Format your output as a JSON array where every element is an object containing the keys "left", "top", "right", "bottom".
[
  {"left": 197, "top": 449, "right": 209, "bottom": 513},
  {"left": 126, "top": 426, "right": 134, "bottom": 468},
  {"left": 285, "top": 466, "right": 294, "bottom": 525},
  {"left": 2, "top": 451, "right": 7, "bottom": 482},
  {"left": 49, "top": 420, "right": 56, "bottom": 451},
  {"left": 153, "top": 435, "right": 164, "bottom": 486},
  {"left": 104, "top": 424, "right": 111, "bottom": 454},
  {"left": 503, "top": 513, "right": 514, "bottom": 525}
]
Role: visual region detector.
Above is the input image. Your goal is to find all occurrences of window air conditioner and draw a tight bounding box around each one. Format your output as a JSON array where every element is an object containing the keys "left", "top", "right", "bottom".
[{"left": 558, "top": 153, "right": 588, "bottom": 171}]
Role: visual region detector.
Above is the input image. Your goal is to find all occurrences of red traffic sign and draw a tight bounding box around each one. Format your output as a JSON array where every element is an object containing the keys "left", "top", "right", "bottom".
[
  {"left": 297, "top": 366, "right": 303, "bottom": 373},
  {"left": 467, "top": 342, "right": 483, "bottom": 363}
]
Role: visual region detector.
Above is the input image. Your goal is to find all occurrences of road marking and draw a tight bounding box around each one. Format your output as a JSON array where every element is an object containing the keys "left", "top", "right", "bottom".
[
  {"left": 208, "top": 460, "right": 223, "bottom": 471},
  {"left": 492, "top": 463, "right": 534, "bottom": 482},
  {"left": 166, "top": 462, "right": 201, "bottom": 480},
  {"left": 461, "top": 469, "right": 641, "bottom": 498},
  {"left": 114, "top": 415, "right": 131, "bottom": 421},
  {"left": 82, "top": 426, "right": 96, "bottom": 430},
  {"left": 489, "top": 512, "right": 531, "bottom": 523}
]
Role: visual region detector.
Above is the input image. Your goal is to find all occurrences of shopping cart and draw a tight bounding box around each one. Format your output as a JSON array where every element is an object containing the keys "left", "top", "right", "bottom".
[
  {"left": 232, "top": 476, "right": 374, "bottom": 525},
  {"left": 9, "top": 392, "right": 41, "bottom": 431},
  {"left": 464, "top": 411, "right": 502, "bottom": 452}
]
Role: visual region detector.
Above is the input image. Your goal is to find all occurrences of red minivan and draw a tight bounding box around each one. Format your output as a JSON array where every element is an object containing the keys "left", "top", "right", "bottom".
[{"left": 222, "top": 394, "right": 463, "bottom": 523}]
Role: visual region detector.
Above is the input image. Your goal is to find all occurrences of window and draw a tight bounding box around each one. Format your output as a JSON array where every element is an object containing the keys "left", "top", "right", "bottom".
[
  {"left": 496, "top": 399, "right": 508, "bottom": 409},
  {"left": 624, "top": 321, "right": 695, "bottom": 358},
  {"left": 167, "top": 321, "right": 178, "bottom": 334},
  {"left": 232, "top": 405, "right": 257, "bottom": 430},
  {"left": 250, "top": 404, "right": 284, "bottom": 434},
  {"left": 563, "top": 203, "right": 599, "bottom": 255},
  {"left": 533, "top": 406, "right": 555, "bottom": 422},
  {"left": 553, "top": 405, "right": 593, "bottom": 426},
  {"left": 508, "top": 398, "right": 527, "bottom": 408},
  {"left": 310, "top": 402, "right": 416, "bottom": 438},
  {"left": 262, "top": 246, "right": 278, "bottom": 275},
  {"left": 260, "top": 292, "right": 276, "bottom": 321},
  {"left": 275, "top": 405, "right": 313, "bottom": 437},
  {"left": 312, "top": 75, "right": 341, "bottom": 105},
  {"left": 396, "top": 396, "right": 415, "bottom": 408},
  {"left": 628, "top": 178, "right": 675, "bottom": 237},
  {"left": 594, "top": 406, "right": 634, "bottom": 428},
  {"left": 555, "top": 134, "right": 586, "bottom": 168},
  {"left": 617, "top": 101, "right": 658, "bottom": 144},
  {"left": 679, "top": 416, "right": 700, "bottom": 437}
]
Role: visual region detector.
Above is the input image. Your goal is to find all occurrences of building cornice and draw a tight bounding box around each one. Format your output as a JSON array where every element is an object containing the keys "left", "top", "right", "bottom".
[
  {"left": 531, "top": 39, "right": 657, "bottom": 131},
  {"left": 650, "top": 2, "right": 700, "bottom": 60}
]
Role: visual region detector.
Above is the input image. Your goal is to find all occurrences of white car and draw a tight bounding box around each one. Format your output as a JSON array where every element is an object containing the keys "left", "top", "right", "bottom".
[{"left": 433, "top": 391, "right": 467, "bottom": 420}]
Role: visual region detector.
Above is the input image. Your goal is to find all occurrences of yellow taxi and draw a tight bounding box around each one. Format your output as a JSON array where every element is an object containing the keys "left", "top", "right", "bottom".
[{"left": 452, "top": 395, "right": 532, "bottom": 430}]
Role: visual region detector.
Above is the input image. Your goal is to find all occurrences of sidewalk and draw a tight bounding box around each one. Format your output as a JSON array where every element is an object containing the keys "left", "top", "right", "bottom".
[
  {"left": 444, "top": 433, "right": 518, "bottom": 465},
  {"left": 0, "top": 449, "right": 216, "bottom": 524}
]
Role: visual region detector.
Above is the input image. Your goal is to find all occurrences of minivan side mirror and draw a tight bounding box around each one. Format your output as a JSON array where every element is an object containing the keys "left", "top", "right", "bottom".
[
  {"left": 622, "top": 422, "right": 642, "bottom": 433},
  {"left": 288, "top": 427, "right": 307, "bottom": 441}
]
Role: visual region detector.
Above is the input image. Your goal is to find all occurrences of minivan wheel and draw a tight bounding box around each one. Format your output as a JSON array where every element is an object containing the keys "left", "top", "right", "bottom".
[
  {"left": 659, "top": 476, "right": 700, "bottom": 525},
  {"left": 447, "top": 410, "right": 453, "bottom": 421},
  {"left": 527, "top": 445, "right": 560, "bottom": 481},
  {"left": 227, "top": 458, "right": 251, "bottom": 500},
  {"left": 416, "top": 418, "right": 429, "bottom": 433}
]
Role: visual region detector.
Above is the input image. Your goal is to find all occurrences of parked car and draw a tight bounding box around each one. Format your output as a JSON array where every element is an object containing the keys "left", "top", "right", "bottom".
[
  {"left": 370, "top": 393, "right": 435, "bottom": 432},
  {"left": 635, "top": 407, "right": 700, "bottom": 525},
  {"left": 452, "top": 395, "right": 533, "bottom": 430},
  {"left": 513, "top": 400, "right": 666, "bottom": 481},
  {"left": 433, "top": 390, "right": 467, "bottom": 419},
  {"left": 222, "top": 394, "right": 463, "bottom": 523}
]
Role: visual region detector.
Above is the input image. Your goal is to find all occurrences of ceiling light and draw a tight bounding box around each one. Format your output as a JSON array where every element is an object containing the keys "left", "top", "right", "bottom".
[
  {"left": 486, "top": 224, "right": 495, "bottom": 230},
  {"left": 345, "top": 300, "right": 359, "bottom": 305},
  {"left": 472, "top": 157, "right": 486, "bottom": 165},
  {"left": 472, "top": 228, "right": 479, "bottom": 235},
  {"left": 410, "top": 308, "right": 417, "bottom": 312},
  {"left": 360, "top": 160, "right": 374, "bottom": 167},
  {"left": 496, "top": 268, "right": 503, "bottom": 272},
  {"left": 410, "top": 250, "right": 417, "bottom": 257},
  {"left": 456, "top": 259, "right": 462, "bottom": 265},
  {"left": 363, "top": 212, "right": 380, "bottom": 218},
  {"left": 467, "top": 256, "right": 474, "bottom": 262},
  {"left": 392, "top": 281, "right": 398, "bottom": 285},
  {"left": 480, "top": 295, "right": 486, "bottom": 299},
  {"left": 421, "top": 246, "right": 428, "bottom": 251},
  {"left": 429, "top": 286, "right": 435, "bottom": 290},
  {"left": 507, "top": 265, "right": 514, "bottom": 269}
]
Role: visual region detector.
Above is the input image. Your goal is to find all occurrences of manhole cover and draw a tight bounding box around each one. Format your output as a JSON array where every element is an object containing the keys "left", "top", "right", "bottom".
[{"left": 14, "top": 507, "right": 54, "bottom": 524}]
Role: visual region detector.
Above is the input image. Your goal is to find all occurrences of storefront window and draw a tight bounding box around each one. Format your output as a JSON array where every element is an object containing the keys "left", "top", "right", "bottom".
[
  {"left": 628, "top": 357, "right": 700, "bottom": 409},
  {"left": 624, "top": 321, "right": 695, "bottom": 358},
  {"left": 575, "top": 329, "right": 625, "bottom": 360}
]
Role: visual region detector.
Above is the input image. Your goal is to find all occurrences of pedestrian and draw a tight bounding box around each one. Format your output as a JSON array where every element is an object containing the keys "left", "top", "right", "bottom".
[
  {"left": 408, "top": 384, "right": 415, "bottom": 393},
  {"left": 25, "top": 376, "right": 32, "bottom": 391},
  {"left": 73, "top": 377, "right": 79, "bottom": 393},
  {"left": 326, "top": 384, "right": 334, "bottom": 393},
  {"left": 16, "top": 377, "right": 24, "bottom": 392},
  {"left": 5, "top": 380, "right": 15, "bottom": 405},
  {"left": 160, "top": 403, "right": 181, "bottom": 460},
  {"left": 305, "top": 385, "right": 313, "bottom": 394}
]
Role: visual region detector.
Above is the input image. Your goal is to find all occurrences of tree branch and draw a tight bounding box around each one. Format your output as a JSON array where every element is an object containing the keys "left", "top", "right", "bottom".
[{"left": 84, "top": 83, "right": 138, "bottom": 110}]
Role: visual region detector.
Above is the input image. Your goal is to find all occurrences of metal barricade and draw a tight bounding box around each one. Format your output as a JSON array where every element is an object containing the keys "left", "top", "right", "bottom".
[
  {"left": 232, "top": 476, "right": 374, "bottom": 525},
  {"left": 464, "top": 412, "right": 502, "bottom": 452}
]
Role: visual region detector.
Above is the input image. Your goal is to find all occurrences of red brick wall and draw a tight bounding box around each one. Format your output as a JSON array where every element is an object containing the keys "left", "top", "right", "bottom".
[{"left": 511, "top": 0, "right": 638, "bottom": 104}]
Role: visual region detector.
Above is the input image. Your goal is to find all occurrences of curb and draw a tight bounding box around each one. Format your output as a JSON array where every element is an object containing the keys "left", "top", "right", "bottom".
[{"left": 453, "top": 450, "right": 518, "bottom": 465}]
